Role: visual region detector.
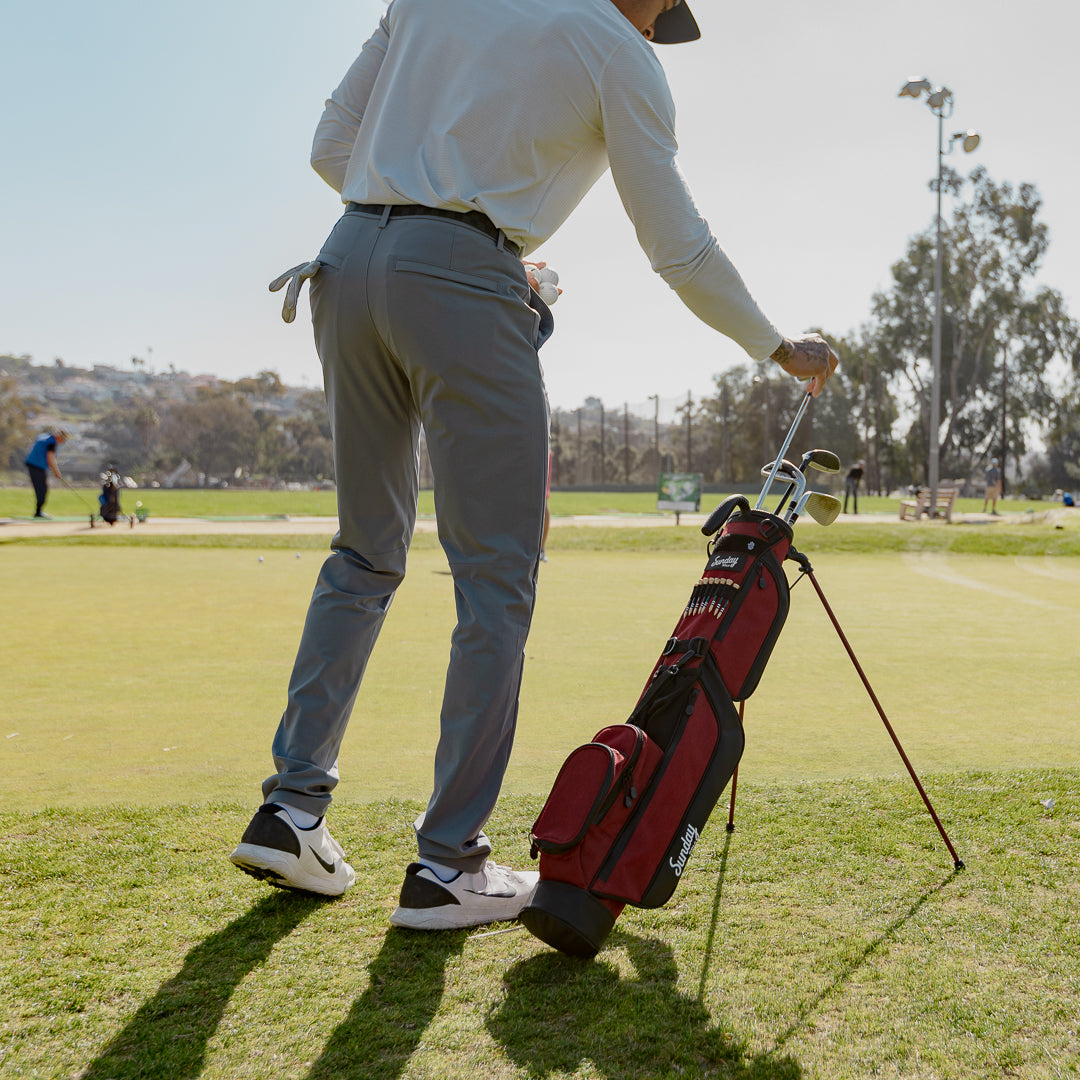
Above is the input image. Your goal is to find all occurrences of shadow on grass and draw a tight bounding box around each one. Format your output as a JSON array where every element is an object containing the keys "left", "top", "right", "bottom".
[
  {"left": 770, "top": 869, "right": 962, "bottom": 1055},
  {"left": 488, "top": 929, "right": 802, "bottom": 1079},
  {"left": 697, "top": 827, "right": 735, "bottom": 1003},
  {"left": 80, "top": 891, "right": 322, "bottom": 1080},
  {"left": 304, "top": 927, "right": 466, "bottom": 1080}
]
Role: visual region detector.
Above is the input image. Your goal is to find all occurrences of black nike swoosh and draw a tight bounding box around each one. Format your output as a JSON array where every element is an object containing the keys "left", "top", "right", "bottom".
[{"left": 310, "top": 847, "right": 337, "bottom": 874}]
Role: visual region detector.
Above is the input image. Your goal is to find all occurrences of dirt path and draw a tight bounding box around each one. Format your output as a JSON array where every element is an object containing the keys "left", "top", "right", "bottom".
[{"left": 1, "top": 509, "right": 1000, "bottom": 539}]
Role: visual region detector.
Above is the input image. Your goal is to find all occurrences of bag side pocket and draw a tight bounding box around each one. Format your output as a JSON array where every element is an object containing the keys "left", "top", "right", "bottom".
[{"left": 530, "top": 743, "right": 617, "bottom": 855}]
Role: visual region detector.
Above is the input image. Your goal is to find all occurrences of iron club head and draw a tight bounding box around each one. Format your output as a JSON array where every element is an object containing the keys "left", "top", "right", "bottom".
[
  {"left": 760, "top": 459, "right": 805, "bottom": 512},
  {"left": 780, "top": 448, "right": 843, "bottom": 516},
  {"left": 789, "top": 490, "right": 842, "bottom": 526}
]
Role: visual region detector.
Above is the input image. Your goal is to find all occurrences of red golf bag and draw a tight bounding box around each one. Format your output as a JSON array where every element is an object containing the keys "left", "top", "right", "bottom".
[{"left": 521, "top": 500, "right": 793, "bottom": 956}]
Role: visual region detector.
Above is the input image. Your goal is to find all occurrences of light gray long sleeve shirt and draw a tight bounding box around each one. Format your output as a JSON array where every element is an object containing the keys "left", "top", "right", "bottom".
[{"left": 311, "top": 0, "right": 783, "bottom": 360}]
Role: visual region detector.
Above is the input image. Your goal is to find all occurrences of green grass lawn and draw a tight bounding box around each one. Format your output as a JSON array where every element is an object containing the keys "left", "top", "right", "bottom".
[
  {"left": 0, "top": 483, "right": 1068, "bottom": 522},
  {"left": 1, "top": 771, "right": 1077, "bottom": 1079},
  {"left": 2, "top": 537, "right": 1078, "bottom": 1077},
  {"left": 3, "top": 545, "right": 1079, "bottom": 809}
]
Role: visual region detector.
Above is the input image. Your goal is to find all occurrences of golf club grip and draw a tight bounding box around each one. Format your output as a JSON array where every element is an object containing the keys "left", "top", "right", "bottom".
[{"left": 701, "top": 496, "right": 750, "bottom": 536}]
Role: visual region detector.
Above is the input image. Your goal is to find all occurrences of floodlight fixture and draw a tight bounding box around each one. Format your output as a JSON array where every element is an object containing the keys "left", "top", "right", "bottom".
[
  {"left": 926, "top": 87, "right": 953, "bottom": 111},
  {"left": 954, "top": 129, "right": 981, "bottom": 153},
  {"left": 898, "top": 77, "right": 932, "bottom": 98}
]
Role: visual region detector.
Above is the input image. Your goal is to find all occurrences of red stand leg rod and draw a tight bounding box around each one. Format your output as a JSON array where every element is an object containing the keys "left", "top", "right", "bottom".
[{"left": 804, "top": 568, "right": 964, "bottom": 870}]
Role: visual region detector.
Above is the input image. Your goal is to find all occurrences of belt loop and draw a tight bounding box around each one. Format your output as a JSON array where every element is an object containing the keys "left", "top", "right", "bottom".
[
  {"left": 496, "top": 231, "right": 506, "bottom": 252},
  {"left": 378, "top": 205, "right": 392, "bottom": 228}
]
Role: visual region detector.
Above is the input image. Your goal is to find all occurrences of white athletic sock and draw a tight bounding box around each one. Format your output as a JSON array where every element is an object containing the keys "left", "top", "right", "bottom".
[
  {"left": 274, "top": 802, "right": 320, "bottom": 830},
  {"left": 419, "top": 859, "right": 462, "bottom": 883}
]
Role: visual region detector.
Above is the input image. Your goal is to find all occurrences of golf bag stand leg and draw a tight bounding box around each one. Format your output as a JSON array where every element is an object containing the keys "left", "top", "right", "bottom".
[
  {"left": 788, "top": 548, "right": 965, "bottom": 871},
  {"left": 726, "top": 700, "right": 746, "bottom": 832}
]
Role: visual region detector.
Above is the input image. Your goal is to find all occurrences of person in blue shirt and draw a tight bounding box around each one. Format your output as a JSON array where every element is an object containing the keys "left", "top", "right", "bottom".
[{"left": 24, "top": 430, "right": 69, "bottom": 518}]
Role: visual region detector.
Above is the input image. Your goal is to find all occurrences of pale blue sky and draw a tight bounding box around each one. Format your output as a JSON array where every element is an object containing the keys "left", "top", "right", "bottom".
[{"left": 3, "top": 0, "right": 1078, "bottom": 414}]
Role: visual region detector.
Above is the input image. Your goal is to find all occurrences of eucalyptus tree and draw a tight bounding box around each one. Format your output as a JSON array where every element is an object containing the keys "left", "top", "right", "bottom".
[{"left": 865, "top": 166, "right": 1075, "bottom": 486}]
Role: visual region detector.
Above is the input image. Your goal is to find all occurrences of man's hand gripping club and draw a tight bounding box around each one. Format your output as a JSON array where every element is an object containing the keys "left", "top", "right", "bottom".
[{"left": 770, "top": 333, "right": 839, "bottom": 397}]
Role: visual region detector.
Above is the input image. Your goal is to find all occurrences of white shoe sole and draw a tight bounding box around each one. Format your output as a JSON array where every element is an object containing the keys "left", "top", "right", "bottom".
[
  {"left": 230, "top": 843, "right": 354, "bottom": 897},
  {"left": 388, "top": 893, "right": 533, "bottom": 930}
]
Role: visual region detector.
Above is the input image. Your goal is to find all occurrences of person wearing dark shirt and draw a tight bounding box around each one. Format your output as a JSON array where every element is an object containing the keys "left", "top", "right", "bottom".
[
  {"left": 24, "top": 430, "right": 69, "bottom": 518},
  {"left": 843, "top": 459, "right": 864, "bottom": 515}
]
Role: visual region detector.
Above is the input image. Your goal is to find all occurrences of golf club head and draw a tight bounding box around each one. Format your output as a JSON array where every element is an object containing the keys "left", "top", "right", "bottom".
[
  {"left": 761, "top": 459, "right": 805, "bottom": 514},
  {"left": 800, "top": 449, "right": 842, "bottom": 474},
  {"left": 760, "top": 458, "right": 799, "bottom": 476},
  {"left": 790, "top": 490, "right": 842, "bottom": 526}
]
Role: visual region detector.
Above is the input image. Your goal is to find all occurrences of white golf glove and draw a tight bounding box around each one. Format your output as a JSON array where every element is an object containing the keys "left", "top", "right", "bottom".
[{"left": 268, "top": 260, "right": 322, "bottom": 323}]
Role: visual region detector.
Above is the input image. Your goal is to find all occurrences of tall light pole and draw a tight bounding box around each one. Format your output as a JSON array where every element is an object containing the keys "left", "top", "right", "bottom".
[
  {"left": 898, "top": 77, "right": 980, "bottom": 516},
  {"left": 685, "top": 390, "right": 692, "bottom": 472},
  {"left": 647, "top": 393, "right": 660, "bottom": 473},
  {"left": 753, "top": 373, "right": 770, "bottom": 468}
]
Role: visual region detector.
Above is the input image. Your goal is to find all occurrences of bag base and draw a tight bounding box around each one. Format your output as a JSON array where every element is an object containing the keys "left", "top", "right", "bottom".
[{"left": 520, "top": 880, "right": 620, "bottom": 959}]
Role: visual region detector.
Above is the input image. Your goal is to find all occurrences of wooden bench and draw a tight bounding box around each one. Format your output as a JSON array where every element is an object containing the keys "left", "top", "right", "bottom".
[{"left": 899, "top": 488, "right": 957, "bottom": 522}]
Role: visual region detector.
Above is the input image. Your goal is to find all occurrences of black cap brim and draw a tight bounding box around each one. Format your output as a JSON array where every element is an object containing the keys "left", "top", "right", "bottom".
[{"left": 651, "top": 3, "right": 700, "bottom": 44}]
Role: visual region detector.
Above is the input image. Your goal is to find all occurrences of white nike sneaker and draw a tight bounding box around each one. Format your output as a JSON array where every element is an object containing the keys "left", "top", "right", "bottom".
[
  {"left": 230, "top": 803, "right": 355, "bottom": 897},
  {"left": 389, "top": 861, "right": 539, "bottom": 930}
]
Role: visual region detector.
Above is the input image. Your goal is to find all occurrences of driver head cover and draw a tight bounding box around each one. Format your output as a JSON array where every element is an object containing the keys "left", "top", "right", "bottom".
[{"left": 651, "top": 1, "right": 701, "bottom": 43}]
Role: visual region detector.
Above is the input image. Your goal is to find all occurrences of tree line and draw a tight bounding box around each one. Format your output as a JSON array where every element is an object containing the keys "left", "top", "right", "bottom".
[
  {"left": 1, "top": 367, "right": 334, "bottom": 485},
  {"left": 553, "top": 168, "right": 1079, "bottom": 496},
  {"left": 3, "top": 167, "right": 1078, "bottom": 494}
]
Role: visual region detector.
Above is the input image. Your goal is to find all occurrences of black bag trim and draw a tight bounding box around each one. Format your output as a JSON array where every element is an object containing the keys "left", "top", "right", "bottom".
[
  {"left": 595, "top": 725, "right": 648, "bottom": 817},
  {"left": 638, "top": 659, "right": 743, "bottom": 907},
  {"left": 589, "top": 654, "right": 743, "bottom": 906}
]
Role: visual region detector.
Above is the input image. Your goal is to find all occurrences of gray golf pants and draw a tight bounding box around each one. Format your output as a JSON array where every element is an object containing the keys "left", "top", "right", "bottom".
[{"left": 262, "top": 208, "right": 549, "bottom": 871}]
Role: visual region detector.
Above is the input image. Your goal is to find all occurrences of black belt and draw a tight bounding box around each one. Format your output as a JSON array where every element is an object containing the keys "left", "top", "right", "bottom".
[{"left": 345, "top": 202, "right": 520, "bottom": 258}]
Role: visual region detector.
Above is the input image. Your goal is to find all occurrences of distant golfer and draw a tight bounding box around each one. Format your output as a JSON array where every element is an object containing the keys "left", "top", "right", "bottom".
[
  {"left": 843, "top": 460, "right": 864, "bottom": 515},
  {"left": 231, "top": 0, "right": 839, "bottom": 930},
  {"left": 24, "top": 429, "right": 69, "bottom": 519},
  {"left": 984, "top": 458, "right": 1002, "bottom": 515}
]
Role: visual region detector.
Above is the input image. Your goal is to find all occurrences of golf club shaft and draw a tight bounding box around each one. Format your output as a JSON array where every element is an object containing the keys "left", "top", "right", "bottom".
[
  {"left": 62, "top": 477, "right": 95, "bottom": 513},
  {"left": 755, "top": 390, "right": 812, "bottom": 510},
  {"left": 802, "top": 567, "right": 965, "bottom": 870}
]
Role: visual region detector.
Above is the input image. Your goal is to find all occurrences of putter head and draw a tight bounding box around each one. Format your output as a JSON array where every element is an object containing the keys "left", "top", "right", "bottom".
[
  {"left": 791, "top": 491, "right": 842, "bottom": 526},
  {"left": 800, "top": 449, "right": 842, "bottom": 474}
]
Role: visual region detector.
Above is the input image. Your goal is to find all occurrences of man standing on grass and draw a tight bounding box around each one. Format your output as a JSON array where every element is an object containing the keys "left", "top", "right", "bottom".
[
  {"left": 984, "top": 458, "right": 1002, "bottom": 515},
  {"left": 230, "top": 0, "right": 839, "bottom": 930},
  {"left": 843, "top": 460, "right": 864, "bottom": 515},
  {"left": 24, "top": 429, "right": 69, "bottom": 519}
]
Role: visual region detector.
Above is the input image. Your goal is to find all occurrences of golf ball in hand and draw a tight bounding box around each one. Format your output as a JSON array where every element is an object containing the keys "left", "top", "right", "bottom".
[
  {"left": 538, "top": 281, "right": 559, "bottom": 305},
  {"left": 536, "top": 267, "right": 559, "bottom": 285}
]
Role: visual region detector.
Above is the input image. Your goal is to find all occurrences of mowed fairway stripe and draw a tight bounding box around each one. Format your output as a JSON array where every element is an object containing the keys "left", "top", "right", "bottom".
[
  {"left": 902, "top": 551, "right": 1074, "bottom": 611},
  {"left": 2, "top": 546, "right": 1078, "bottom": 809},
  {"left": 1013, "top": 554, "right": 1080, "bottom": 583}
]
